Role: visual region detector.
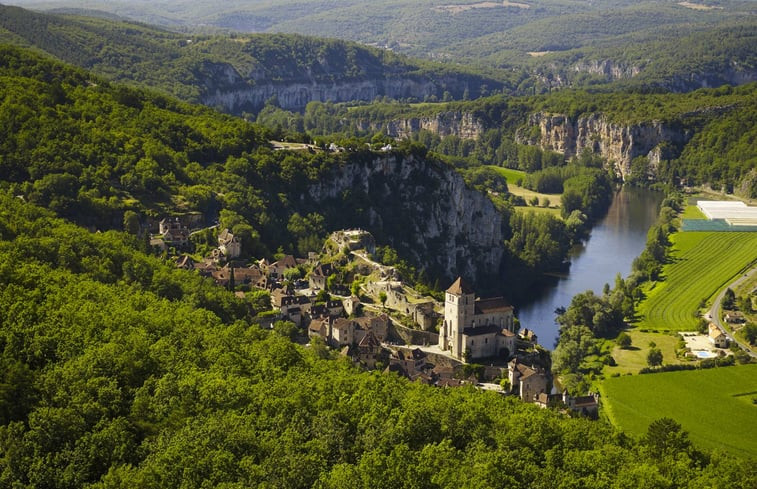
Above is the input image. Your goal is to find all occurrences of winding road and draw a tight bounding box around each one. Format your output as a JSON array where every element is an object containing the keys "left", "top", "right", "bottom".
[{"left": 707, "top": 266, "right": 757, "bottom": 358}]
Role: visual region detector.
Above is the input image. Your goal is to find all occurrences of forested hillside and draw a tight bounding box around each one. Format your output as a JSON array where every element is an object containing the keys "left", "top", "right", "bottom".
[
  {"left": 1, "top": 195, "right": 755, "bottom": 487},
  {"left": 0, "top": 5, "right": 508, "bottom": 112},
  {"left": 0, "top": 48, "right": 753, "bottom": 482},
  {"left": 8, "top": 0, "right": 757, "bottom": 93},
  {"left": 1, "top": 44, "right": 604, "bottom": 294},
  {"left": 270, "top": 82, "right": 757, "bottom": 196}
]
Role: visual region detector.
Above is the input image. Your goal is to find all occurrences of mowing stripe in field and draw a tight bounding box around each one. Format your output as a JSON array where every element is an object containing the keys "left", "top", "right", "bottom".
[
  {"left": 600, "top": 364, "right": 757, "bottom": 457},
  {"left": 636, "top": 232, "right": 757, "bottom": 331}
]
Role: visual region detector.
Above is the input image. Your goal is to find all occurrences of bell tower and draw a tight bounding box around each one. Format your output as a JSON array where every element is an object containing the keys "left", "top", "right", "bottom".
[{"left": 441, "top": 277, "right": 475, "bottom": 358}]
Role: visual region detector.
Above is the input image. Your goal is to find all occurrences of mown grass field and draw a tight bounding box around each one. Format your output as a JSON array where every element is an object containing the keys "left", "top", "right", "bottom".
[
  {"left": 604, "top": 330, "right": 683, "bottom": 375},
  {"left": 600, "top": 364, "right": 757, "bottom": 456},
  {"left": 635, "top": 232, "right": 757, "bottom": 331}
]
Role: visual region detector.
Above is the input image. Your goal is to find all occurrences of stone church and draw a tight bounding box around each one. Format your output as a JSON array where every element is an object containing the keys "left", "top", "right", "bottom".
[{"left": 438, "top": 277, "right": 516, "bottom": 361}]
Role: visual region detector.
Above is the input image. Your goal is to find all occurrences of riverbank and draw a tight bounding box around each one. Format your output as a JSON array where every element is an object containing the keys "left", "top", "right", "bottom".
[{"left": 517, "top": 187, "right": 663, "bottom": 347}]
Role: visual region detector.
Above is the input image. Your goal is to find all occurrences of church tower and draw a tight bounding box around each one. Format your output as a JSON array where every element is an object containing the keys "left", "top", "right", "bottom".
[{"left": 440, "top": 277, "right": 475, "bottom": 358}]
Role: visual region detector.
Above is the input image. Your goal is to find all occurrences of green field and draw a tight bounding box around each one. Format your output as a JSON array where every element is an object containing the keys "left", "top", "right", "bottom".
[
  {"left": 487, "top": 166, "right": 527, "bottom": 185},
  {"left": 486, "top": 166, "right": 563, "bottom": 210},
  {"left": 680, "top": 204, "right": 706, "bottom": 220},
  {"left": 635, "top": 232, "right": 757, "bottom": 331},
  {"left": 605, "top": 330, "right": 683, "bottom": 375},
  {"left": 600, "top": 364, "right": 757, "bottom": 456},
  {"left": 516, "top": 206, "right": 562, "bottom": 216}
]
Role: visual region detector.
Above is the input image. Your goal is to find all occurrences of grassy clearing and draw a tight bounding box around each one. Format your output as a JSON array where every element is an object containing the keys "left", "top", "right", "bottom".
[
  {"left": 681, "top": 204, "right": 706, "bottom": 219},
  {"left": 486, "top": 166, "right": 527, "bottom": 185},
  {"left": 507, "top": 185, "right": 561, "bottom": 206},
  {"left": 635, "top": 232, "right": 757, "bottom": 331},
  {"left": 515, "top": 206, "right": 562, "bottom": 216},
  {"left": 600, "top": 364, "right": 757, "bottom": 457},
  {"left": 485, "top": 165, "right": 563, "bottom": 211},
  {"left": 605, "top": 330, "right": 683, "bottom": 375}
]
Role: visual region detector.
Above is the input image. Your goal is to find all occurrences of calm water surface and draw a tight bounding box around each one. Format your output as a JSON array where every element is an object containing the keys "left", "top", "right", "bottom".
[{"left": 516, "top": 187, "right": 663, "bottom": 348}]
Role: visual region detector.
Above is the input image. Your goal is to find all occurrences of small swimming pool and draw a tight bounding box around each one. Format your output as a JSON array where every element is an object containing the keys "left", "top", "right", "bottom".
[{"left": 693, "top": 350, "right": 717, "bottom": 359}]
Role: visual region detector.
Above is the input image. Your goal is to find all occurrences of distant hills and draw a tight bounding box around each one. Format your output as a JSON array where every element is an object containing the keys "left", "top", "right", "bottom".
[
  {"left": 4, "top": 1, "right": 756, "bottom": 95},
  {"left": 0, "top": 4, "right": 509, "bottom": 113}
]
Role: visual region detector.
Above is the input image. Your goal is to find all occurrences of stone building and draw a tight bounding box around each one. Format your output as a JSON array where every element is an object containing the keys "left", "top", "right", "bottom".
[
  {"left": 438, "top": 277, "right": 516, "bottom": 361},
  {"left": 218, "top": 228, "right": 242, "bottom": 258}
]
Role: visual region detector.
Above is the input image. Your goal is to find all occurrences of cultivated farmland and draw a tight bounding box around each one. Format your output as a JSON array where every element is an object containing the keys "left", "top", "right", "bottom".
[
  {"left": 635, "top": 232, "right": 757, "bottom": 332},
  {"left": 600, "top": 364, "right": 757, "bottom": 456}
]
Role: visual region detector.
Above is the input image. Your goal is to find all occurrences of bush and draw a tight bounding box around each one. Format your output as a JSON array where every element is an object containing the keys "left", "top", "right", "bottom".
[{"left": 616, "top": 332, "right": 632, "bottom": 349}]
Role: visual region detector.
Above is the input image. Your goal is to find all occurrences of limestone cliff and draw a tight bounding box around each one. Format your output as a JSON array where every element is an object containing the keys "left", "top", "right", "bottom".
[
  {"left": 202, "top": 77, "right": 464, "bottom": 113},
  {"left": 306, "top": 153, "right": 505, "bottom": 284},
  {"left": 518, "top": 113, "right": 692, "bottom": 179},
  {"left": 570, "top": 59, "right": 641, "bottom": 81},
  {"left": 196, "top": 57, "right": 498, "bottom": 113},
  {"left": 354, "top": 111, "right": 485, "bottom": 139}
]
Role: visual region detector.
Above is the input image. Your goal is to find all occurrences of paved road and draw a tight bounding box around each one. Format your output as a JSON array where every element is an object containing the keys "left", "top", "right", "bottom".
[{"left": 707, "top": 266, "right": 757, "bottom": 358}]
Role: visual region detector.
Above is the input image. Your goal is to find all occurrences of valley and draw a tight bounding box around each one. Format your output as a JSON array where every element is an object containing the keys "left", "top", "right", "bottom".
[{"left": 0, "top": 2, "right": 756, "bottom": 487}]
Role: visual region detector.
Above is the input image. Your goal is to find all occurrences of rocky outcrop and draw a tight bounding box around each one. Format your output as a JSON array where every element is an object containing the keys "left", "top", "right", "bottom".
[
  {"left": 354, "top": 111, "right": 485, "bottom": 139},
  {"left": 307, "top": 153, "right": 505, "bottom": 284},
  {"left": 571, "top": 59, "right": 641, "bottom": 81},
  {"left": 519, "top": 112, "right": 692, "bottom": 179}
]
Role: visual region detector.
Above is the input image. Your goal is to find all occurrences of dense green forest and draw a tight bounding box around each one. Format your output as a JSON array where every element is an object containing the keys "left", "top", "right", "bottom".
[{"left": 1, "top": 165, "right": 755, "bottom": 488}]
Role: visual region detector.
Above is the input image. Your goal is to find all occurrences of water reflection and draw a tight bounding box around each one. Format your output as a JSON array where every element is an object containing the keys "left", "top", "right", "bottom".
[{"left": 516, "top": 187, "right": 663, "bottom": 348}]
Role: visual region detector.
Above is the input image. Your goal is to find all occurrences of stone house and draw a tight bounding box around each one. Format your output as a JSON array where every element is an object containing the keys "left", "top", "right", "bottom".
[
  {"left": 218, "top": 228, "right": 242, "bottom": 258},
  {"left": 353, "top": 314, "right": 389, "bottom": 342},
  {"left": 159, "top": 217, "right": 185, "bottom": 235},
  {"left": 708, "top": 323, "right": 728, "bottom": 348},
  {"left": 310, "top": 300, "right": 344, "bottom": 319},
  {"left": 343, "top": 295, "right": 361, "bottom": 316},
  {"left": 438, "top": 277, "right": 516, "bottom": 361},
  {"left": 308, "top": 263, "right": 334, "bottom": 290},
  {"left": 725, "top": 312, "right": 746, "bottom": 324},
  {"left": 308, "top": 313, "right": 388, "bottom": 348},
  {"left": 562, "top": 391, "right": 600, "bottom": 418},
  {"left": 238, "top": 266, "right": 269, "bottom": 289},
  {"left": 268, "top": 255, "right": 306, "bottom": 278},
  {"left": 508, "top": 358, "right": 549, "bottom": 403},
  {"left": 162, "top": 228, "right": 190, "bottom": 248},
  {"left": 386, "top": 348, "right": 434, "bottom": 382},
  {"left": 355, "top": 331, "right": 383, "bottom": 369}
]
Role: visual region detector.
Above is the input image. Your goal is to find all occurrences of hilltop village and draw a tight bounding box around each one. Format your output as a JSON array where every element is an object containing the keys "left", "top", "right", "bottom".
[{"left": 151, "top": 217, "right": 597, "bottom": 415}]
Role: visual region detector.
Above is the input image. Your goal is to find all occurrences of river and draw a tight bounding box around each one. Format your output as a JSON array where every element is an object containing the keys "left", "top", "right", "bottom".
[{"left": 516, "top": 187, "right": 663, "bottom": 348}]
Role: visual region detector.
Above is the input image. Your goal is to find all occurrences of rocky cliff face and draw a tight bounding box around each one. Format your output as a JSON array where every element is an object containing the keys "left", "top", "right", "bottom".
[
  {"left": 571, "top": 59, "right": 641, "bottom": 81},
  {"left": 519, "top": 112, "right": 692, "bottom": 178},
  {"left": 355, "top": 111, "right": 485, "bottom": 139},
  {"left": 306, "top": 153, "right": 505, "bottom": 284},
  {"left": 197, "top": 60, "right": 491, "bottom": 113},
  {"left": 663, "top": 66, "right": 757, "bottom": 92}
]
